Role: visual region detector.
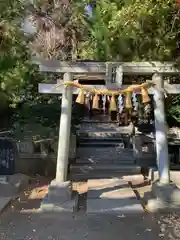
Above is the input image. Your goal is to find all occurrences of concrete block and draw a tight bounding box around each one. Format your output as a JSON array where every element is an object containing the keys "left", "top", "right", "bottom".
[
  {"left": 87, "top": 178, "right": 144, "bottom": 214},
  {"left": 8, "top": 173, "right": 30, "bottom": 191},
  {"left": 17, "top": 141, "right": 34, "bottom": 154},
  {"left": 40, "top": 194, "right": 77, "bottom": 213},
  {"left": 152, "top": 181, "right": 180, "bottom": 205},
  {"left": 146, "top": 198, "right": 180, "bottom": 212},
  {"left": 0, "top": 174, "right": 30, "bottom": 197},
  {"left": 146, "top": 180, "right": 180, "bottom": 212},
  {"left": 149, "top": 170, "right": 180, "bottom": 187},
  {"left": 88, "top": 178, "right": 127, "bottom": 188},
  {"left": 48, "top": 180, "right": 72, "bottom": 203},
  {"left": 87, "top": 198, "right": 144, "bottom": 214},
  {"left": 16, "top": 154, "right": 40, "bottom": 175},
  {"left": 87, "top": 178, "right": 131, "bottom": 199}
]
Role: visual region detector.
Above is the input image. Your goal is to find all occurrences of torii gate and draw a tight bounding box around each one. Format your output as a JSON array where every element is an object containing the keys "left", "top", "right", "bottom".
[{"left": 33, "top": 59, "right": 180, "bottom": 187}]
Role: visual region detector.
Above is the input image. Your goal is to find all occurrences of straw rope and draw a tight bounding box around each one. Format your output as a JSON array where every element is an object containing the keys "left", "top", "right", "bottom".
[{"left": 63, "top": 81, "right": 153, "bottom": 95}]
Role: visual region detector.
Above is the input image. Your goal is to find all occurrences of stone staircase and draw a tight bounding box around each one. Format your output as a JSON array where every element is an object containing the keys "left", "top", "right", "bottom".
[{"left": 69, "top": 121, "right": 141, "bottom": 180}]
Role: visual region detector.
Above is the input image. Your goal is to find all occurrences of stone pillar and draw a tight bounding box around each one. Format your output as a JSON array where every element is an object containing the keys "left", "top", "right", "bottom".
[
  {"left": 56, "top": 73, "right": 73, "bottom": 182},
  {"left": 152, "top": 73, "right": 170, "bottom": 184}
]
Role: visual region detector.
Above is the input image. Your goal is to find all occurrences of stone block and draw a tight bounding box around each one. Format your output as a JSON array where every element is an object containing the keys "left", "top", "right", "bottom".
[
  {"left": 87, "top": 178, "right": 143, "bottom": 214},
  {"left": 149, "top": 170, "right": 180, "bottom": 186},
  {"left": 87, "top": 198, "right": 144, "bottom": 214},
  {"left": 0, "top": 174, "right": 30, "bottom": 197},
  {"left": 88, "top": 178, "right": 126, "bottom": 188},
  {"left": 48, "top": 180, "right": 72, "bottom": 203},
  {"left": 8, "top": 173, "right": 30, "bottom": 191},
  {"left": 147, "top": 198, "right": 180, "bottom": 212},
  {"left": 16, "top": 154, "right": 40, "bottom": 175},
  {"left": 146, "top": 180, "right": 180, "bottom": 212},
  {"left": 87, "top": 178, "right": 131, "bottom": 199},
  {"left": 17, "top": 141, "right": 34, "bottom": 154},
  {"left": 152, "top": 181, "right": 180, "bottom": 205},
  {"left": 40, "top": 194, "right": 77, "bottom": 213}
]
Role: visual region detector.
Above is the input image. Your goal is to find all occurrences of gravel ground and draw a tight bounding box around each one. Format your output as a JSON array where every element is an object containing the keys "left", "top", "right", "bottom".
[
  {"left": 0, "top": 182, "right": 161, "bottom": 240},
  {"left": 0, "top": 209, "right": 160, "bottom": 240},
  {"left": 0, "top": 177, "right": 179, "bottom": 240}
]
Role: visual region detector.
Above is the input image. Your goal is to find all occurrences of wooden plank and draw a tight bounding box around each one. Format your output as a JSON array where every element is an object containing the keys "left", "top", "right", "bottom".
[
  {"left": 32, "top": 58, "right": 180, "bottom": 74},
  {"left": 38, "top": 83, "right": 180, "bottom": 94}
]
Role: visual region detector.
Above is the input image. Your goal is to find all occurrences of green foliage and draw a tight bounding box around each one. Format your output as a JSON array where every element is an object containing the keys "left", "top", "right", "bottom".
[
  {"left": 78, "top": 0, "right": 180, "bottom": 61},
  {"left": 78, "top": 0, "right": 180, "bottom": 123},
  {"left": 0, "top": 0, "right": 179, "bottom": 131},
  {"left": 0, "top": 0, "right": 32, "bottom": 108},
  {"left": 168, "top": 95, "right": 180, "bottom": 123},
  {"left": 11, "top": 100, "right": 61, "bottom": 140},
  {"left": 10, "top": 100, "right": 83, "bottom": 140}
]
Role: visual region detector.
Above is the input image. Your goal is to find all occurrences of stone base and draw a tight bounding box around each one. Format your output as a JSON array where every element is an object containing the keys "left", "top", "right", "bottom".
[
  {"left": 40, "top": 180, "right": 77, "bottom": 213},
  {"left": 146, "top": 198, "right": 180, "bottom": 212},
  {"left": 146, "top": 180, "right": 180, "bottom": 212},
  {"left": 48, "top": 180, "right": 72, "bottom": 203},
  {"left": 40, "top": 194, "right": 77, "bottom": 213}
]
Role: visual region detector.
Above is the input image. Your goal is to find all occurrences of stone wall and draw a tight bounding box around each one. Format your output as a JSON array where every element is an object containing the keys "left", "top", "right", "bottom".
[
  {"left": 15, "top": 134, "right": 77, "bottom": 177},
  {"left": 133, "top": 134, "right": 156, "bottom": 167}
]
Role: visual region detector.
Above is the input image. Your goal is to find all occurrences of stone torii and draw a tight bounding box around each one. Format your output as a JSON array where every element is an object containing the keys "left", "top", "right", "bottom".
[{"left": 33, "top": 59, "right": 180, "bottom": 210}]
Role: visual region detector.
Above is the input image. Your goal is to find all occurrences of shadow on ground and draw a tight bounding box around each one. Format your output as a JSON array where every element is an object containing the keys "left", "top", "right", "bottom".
[
  {"left": 0, "top": 177, "right": 161, "bottom": 240},
  {"left": 1, "top": 176, "right": 180, "bottom": 239}
]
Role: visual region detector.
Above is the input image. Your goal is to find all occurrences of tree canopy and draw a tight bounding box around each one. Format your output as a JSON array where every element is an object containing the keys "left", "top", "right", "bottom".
[
  {"left": 30, "top": 0, "right": 180, "bottom": 63},
  {"left": 0, "top": 0, "right": 37, "bottom": 109},
  {"left": 0, "top": 0, "right": 179, "bottom": 132},
  {"left": 79, "top": 0, "right": 180, "bottom": 61}
]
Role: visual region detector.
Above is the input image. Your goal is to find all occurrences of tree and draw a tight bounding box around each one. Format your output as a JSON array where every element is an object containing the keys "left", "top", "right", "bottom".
[
  {"left": 0, "top": 0, "right": 34, "bottom": 109},
  {"left": 2, "top": 0, "right": 178, "bottom": 127},
  {"left": 30, "top": 0, "right": 86, "bottom": 60},
  {"left": 77, "top": 0, "right": 180, "bottom": 125},
  {"left": 78, "top": 0, "right": 180, "bottom": 62},
  {"left": 167, "top": 95, "right": 180, "bottom": 124}
]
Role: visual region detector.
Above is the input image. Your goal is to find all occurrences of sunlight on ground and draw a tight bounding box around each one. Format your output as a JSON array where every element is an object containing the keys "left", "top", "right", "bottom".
[
  {"left": 28, "top": 185, "right": 48, "bottom": 200},
  {"left": 20, "top": 208, "right": 41, "bottom": 213}
]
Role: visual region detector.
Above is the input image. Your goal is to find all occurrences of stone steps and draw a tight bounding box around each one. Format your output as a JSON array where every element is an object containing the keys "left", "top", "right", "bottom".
[
  {"left": 69, "top": 164, "right": 141, "bottom": 180},
  {"left": 78, "top": 123, "right": 134, "bottom": 137},
  {"left": 86, "top": 178, "right": 144, "bottom": 214},
  {"left": 78, "top": 142, "right": 124, "bottom": 147},
  {"left": 75, "top": 159, "right": 135, "bottom": 164},
  {"left": 71, "top": 121, "right": 138, "bottom": 180},
  {"left": 79, "top": 137, "right": 128, "bottom": 142},
  {"left": 70, "top": 164, "right": 140, "bottom": 171},
  {"left": 76, "top": 147, "right": 135, "bottom": 162},
  {"left": 78, "top": 132, "right": 131, "bottom": 138}
]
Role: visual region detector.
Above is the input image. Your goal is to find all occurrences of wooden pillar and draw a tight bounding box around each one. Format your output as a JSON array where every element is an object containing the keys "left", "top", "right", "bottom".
[
  {"left": 56, "top": 73, "right": 73, "bottom": 182},
  {"left": 152, "top": 73, "right": 170, "bottom": 184}
]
